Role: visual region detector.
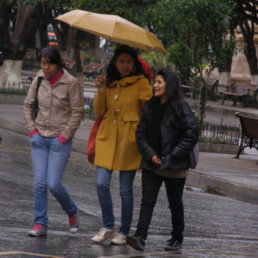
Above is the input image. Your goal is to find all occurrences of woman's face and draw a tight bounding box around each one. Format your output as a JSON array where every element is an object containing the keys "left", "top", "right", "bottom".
[
  {"left": 153, "top": 75, "right": 167, "bottom": 103},
  {"left": 115, "top": 53, "right": 135, "bottom": 77},
  {"left": 41, "top": 56, "right": 59, "bottom": 78}
]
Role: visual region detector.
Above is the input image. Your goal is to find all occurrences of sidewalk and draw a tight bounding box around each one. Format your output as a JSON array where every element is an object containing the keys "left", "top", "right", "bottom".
[{"left": 0, "top": 103, "right": 257, "bottom": 204}]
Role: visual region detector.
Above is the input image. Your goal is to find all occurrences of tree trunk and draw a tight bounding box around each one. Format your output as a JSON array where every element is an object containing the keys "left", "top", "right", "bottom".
[
  {"left": 0, "top": 2, "right": 43, "bottom": 91},
  {"left": 74, "top": 30, "right": 84, "bottom": 90},
  {"left": 194, "top": 76, "right": 207, "bottom": 138},
  {"left": 238, "top": 16, "right": 258, "bottom": 80},
  {"left": 8, "top": 1, "right": 37, "bottom": 59},
  {"left": 198, "top": 82, "right": 207, "bottom": 138}
]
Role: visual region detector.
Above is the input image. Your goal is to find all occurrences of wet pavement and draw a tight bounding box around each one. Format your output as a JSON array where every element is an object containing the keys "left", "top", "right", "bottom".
[
  {"left": 0, "top": 128, "right": 258, "bottom": 257},
  {"left": 1, "top": 91, "right": 258, "bottom": 257}
]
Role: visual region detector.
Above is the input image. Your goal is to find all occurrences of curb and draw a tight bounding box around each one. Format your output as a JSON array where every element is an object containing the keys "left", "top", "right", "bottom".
[
  {"left": 198, "top": 142, "right": 239, "bottom": 154},
  {"left": 186, "top": 170, "right": 258, "bottom": 204}
]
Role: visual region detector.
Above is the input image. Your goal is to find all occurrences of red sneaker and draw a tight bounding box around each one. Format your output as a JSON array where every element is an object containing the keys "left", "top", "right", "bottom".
[
  {"left": 69, "top": 212, "right": 79, "bottom": 233},
  {"left": 28, "top": 224, "right": 47, "bottom": 237}
]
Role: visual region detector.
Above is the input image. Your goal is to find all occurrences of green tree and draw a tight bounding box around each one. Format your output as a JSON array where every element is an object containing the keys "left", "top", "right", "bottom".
[
  {"left": 152, "top": 0, "right": 234, "bottom": 135},
  {"left": 72, "top": 0, "right": 158, "bottom": 28},
  {"left": 153, "top": 0, "right": 233, "bottom": 82}
]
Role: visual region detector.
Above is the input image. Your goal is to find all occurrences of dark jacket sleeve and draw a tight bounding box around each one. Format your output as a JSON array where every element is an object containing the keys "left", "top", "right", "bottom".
[
  {"left": 170, "top": 102, "right": 199, "bottom": 158},
  {"left": 136, "top": 115, "right": 156, "bottom": 162}
]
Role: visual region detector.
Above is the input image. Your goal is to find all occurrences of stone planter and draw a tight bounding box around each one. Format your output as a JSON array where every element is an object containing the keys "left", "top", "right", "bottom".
[
  {"left": 198, "top": 142, "right": 239, "bottom": 154},
  {"left": 0, "top": 94, "right": 26, "bottom": 105}
]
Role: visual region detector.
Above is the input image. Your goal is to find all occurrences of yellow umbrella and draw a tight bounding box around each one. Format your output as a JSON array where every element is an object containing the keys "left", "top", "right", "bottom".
[{"left": 55, "top": 9, "right": 166, "bottom": 53}]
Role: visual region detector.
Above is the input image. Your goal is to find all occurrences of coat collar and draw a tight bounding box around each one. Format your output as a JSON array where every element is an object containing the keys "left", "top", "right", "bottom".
[
  {"left": 109, "top": 74, "right": 145, "bottom": 88},
  {"left": 37, "top": 68, "right": 71, "bottom": 84}
]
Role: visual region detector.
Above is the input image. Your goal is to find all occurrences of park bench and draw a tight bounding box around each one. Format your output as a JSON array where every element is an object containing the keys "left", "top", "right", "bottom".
[
  {"left": 221, "top": 82, "right": 258, "bottom": 106},
  {"left": 235, "top": 112, "right": 258, "bottom": 158},
  {"left": 180, "top": 79, "right": 219, "bottom": 99}
]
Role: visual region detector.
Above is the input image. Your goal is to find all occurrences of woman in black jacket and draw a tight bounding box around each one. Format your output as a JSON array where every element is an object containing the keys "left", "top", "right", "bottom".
[{"left": 126, "top": 69, "right": 199, "bottom": 251}]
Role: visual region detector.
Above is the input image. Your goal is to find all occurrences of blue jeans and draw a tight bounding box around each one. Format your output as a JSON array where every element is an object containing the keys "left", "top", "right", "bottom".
[
  {"left": 30, "top": 134, "right": 77, "bottom": 228},
  {"left": 96, "top": 166, "right": 136, "bottom": 235}
]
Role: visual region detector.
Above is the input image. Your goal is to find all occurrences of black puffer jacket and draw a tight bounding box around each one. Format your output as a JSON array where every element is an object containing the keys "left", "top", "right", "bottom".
[{"left": 136, "top": 101, "right": 199, "bottom": 171}]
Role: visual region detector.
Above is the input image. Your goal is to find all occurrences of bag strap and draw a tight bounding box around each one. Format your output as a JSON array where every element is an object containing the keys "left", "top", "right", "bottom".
[{"left": 35, "top": 77, "right": 43, "bottom": 99}]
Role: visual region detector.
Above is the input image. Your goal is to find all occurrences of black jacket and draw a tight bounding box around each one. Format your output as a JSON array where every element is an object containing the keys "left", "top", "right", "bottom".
[{"left": 136, "top": 101, "right": 199, "bottom": 171}]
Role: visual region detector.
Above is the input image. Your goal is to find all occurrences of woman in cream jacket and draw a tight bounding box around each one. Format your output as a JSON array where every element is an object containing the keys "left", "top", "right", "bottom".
[{"left": 24, "top": 47, "right": 84, "bottom": 237}]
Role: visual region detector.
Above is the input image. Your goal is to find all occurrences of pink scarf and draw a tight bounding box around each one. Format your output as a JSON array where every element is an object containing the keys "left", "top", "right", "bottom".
[{"left": 46, "top": 69, "right": 64, "bottom": 86}]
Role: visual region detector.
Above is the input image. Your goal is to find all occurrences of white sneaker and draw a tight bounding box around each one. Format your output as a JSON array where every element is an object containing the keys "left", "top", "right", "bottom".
[
  {"left": 91, "top": 228, "right": 115, "bottom": 243},
  {"left": 111, "top": 233, "right": 126, "bottom": 245}
]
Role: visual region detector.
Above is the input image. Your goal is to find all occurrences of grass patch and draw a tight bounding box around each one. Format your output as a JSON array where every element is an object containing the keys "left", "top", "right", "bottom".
[{"left": 0, "top": 90, "right": 27, "bottom": 95}]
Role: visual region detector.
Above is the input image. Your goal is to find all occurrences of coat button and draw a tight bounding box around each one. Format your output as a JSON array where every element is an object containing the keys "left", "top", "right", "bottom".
[
  {"left": 114, "top": 120, "right": 117, "bottom": 125},
  {"left": 115, "top": 108, "right": 120, "bottom": 114},
  {"left": 114, "top": 94, "right": 118, "bottom": 100}
]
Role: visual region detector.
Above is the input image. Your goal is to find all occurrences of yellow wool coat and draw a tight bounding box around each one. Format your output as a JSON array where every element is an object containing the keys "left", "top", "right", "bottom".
[{"left": 94, "top": 75, "right": 152, "bottom": 171}]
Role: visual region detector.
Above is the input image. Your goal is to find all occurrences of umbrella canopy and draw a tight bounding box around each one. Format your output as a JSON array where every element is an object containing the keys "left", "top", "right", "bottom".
[{"left": 55, "top": 9, "right": 166, "bottom": 53}]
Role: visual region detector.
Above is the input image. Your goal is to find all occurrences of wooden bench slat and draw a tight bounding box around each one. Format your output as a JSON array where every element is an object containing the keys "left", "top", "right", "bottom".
[{"left": 221, "top": 83, "right": 257, "bottom": 106}]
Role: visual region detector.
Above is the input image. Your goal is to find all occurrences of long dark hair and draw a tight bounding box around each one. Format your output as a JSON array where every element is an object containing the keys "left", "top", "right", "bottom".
[
  {"left": 39, "top": 46, "right": 65, "bottom": 68},
  {"left": 106, "top": 45, "right": 144, "bottom": 86},
  {"left": 143, "top": 69, "right": 184, "bottom": 127}
]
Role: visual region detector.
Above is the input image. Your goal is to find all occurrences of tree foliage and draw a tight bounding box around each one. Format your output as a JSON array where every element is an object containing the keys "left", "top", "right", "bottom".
[
  {"left": 152, "top": 0, "right": 234, "bottom": 82},
  {"left": 152, "top": 0, "right": 235, "bottom": 135},
  {"left": 71, "top": 0, "right": 158, "bottom": 28}
]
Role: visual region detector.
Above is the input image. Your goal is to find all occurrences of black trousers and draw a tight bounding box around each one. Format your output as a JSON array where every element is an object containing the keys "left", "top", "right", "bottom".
[{"left": 135, "top": 170, "right": 186, "bottom": 241}]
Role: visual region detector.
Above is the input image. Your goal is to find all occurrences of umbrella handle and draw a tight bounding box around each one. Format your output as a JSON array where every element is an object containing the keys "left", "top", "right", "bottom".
[{"left": 102, "top": 43, "right": 108, "bottom": 76}]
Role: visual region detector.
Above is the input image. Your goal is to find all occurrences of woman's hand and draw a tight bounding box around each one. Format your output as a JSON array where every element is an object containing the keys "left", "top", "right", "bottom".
[
  {"left": 152, "top": 155, "right": 161, "bottom": 165},
  {"left": 95, "top": 76, "right": 106, "bottom": 90}
]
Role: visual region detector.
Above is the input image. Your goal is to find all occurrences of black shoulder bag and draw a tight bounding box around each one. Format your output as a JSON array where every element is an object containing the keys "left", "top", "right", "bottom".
[{"left": 31, "top": 77, "right": 43, "bottom": 120}]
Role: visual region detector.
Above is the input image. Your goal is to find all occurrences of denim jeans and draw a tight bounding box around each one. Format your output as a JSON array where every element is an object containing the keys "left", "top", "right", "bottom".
[
  {"left": 30, "top": 134, "right": 77, "bottom": 228},
  {"left": 96, "top": 166, "right": 136, "bottom": 235},
  {"left": 136, "top": 170, "right": 186, "bottom": 241}
]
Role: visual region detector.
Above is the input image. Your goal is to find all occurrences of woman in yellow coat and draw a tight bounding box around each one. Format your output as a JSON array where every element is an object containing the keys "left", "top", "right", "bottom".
[{"left": 91, "top": 45, "right": 152, "bottom": 245}]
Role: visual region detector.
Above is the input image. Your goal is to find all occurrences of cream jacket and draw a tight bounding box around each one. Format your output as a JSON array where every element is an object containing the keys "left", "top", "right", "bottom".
[{"left": 24, "top": 69, "right": 84, "bottom": 140}]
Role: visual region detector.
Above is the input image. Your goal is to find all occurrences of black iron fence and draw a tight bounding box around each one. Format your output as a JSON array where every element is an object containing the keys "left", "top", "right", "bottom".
[
  {"left": 0, "top": 81, "right": 30, "bottom": 94},
  {"left": 0, "top": 79, "right": 31, "bottom": 95},
  {"left": 200, "top": 121, "right": 241, "bottom": 145},
  {"left": 83, "top": 97, "right": 96, "bottom": 120}
]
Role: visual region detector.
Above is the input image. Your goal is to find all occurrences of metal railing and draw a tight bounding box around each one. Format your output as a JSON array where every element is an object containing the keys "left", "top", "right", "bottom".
[
  {"left": 83, "top": 97, "right": 96, "bottom": 120},
  {"left": 201, "top": 121, "right": 241, "bottom": 145},
  {"left": 0, "top": 81, "right": 30, "bottom": 94}
]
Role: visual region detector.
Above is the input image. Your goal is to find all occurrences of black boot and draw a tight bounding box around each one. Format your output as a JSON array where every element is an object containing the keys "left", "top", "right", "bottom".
[
  {"left": 126, "top": 235, "right": 145, "bottom": 251},
  {"left": 164, "top": 238, "right": 183, "bottom": 251}
]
